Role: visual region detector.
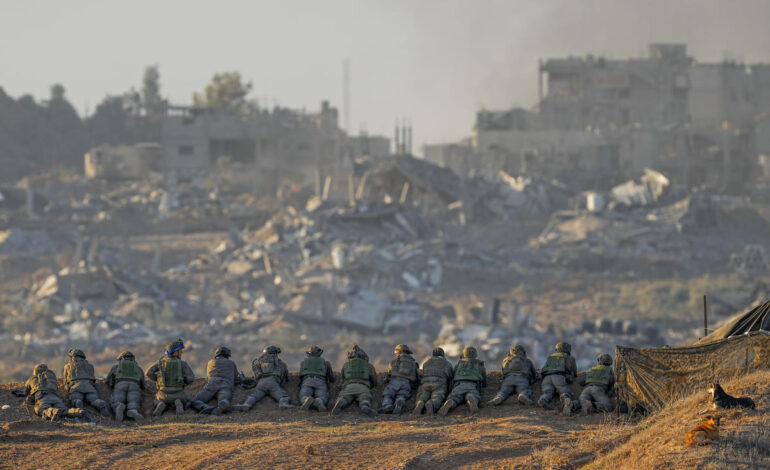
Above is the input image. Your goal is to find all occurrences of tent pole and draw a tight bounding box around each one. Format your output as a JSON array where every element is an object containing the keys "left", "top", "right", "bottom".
[{"left": 703, "top": 295, "right": 708, "bottom": 338}]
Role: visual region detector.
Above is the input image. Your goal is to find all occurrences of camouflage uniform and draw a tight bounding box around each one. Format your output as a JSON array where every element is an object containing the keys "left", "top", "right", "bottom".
[
  {"left": 146, "top": 341, "right": 195, "bottom": 416},
  {"left": 331, "top": 345, "right": 378, "bottom": 417},
  {"left": 63, "top": 349, "right": 110, "bottom": 417},
  {"left": 413, "top": 347, "right": 454, "bottom": 415},
  {"left": 438, "top": 346, "right": 487, "bottom": 416},
  {"left": 106, "top": 351, "right": 145, "bottom": 422},
  {"left": 298, "top": 345, "right": 334, "bottom": 411},
  {"left": 24, "top": 364, "right": 85, "bottom": 421},
  {"left": 234, "top": 345, "right": 291, "bottom": 411},
  {"left": 191, "top": 346, "right": 241, "bottom": 415},
  {"left": 579, "top": 353, "right": 615, "bottom": 414},
  {"left": 538, "top": 342, "right": 578, "bottom": 416},
  {"left": 488, "top": 345, "right": 537, "bottom": 406},
  {"left": 379, "top": 344, "right": 419, "bottom": 414}
]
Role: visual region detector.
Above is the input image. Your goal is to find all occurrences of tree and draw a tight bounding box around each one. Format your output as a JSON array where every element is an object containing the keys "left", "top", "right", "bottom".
[
  {"left": 50, "top": 84, "right": 65, "bottom": 101},
  {"left": 141, "top": 65, "right": 165, "bottom": 118},
  {"left": 192, "top": 71, "right": 254, "bottom": 116}
]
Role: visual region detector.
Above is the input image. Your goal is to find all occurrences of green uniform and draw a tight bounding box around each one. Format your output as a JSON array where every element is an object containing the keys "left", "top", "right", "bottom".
[
  {"left": 63, "top": 358, "right": 108, "bottom": 414},
  {"left": 579, "top": 365, "right": 615, "bottom": 412},
  {"left": 415, "top": 355, "right": 453, "bottom": 411},
  {"left": 106, "top": 358, "right": 145, "bottom": 418},
  {"left": 146, "top": 356, "right": 195, "bottom": 408},
  {"left": 336, "top": 358, "right": 378, "bottom": 410}
]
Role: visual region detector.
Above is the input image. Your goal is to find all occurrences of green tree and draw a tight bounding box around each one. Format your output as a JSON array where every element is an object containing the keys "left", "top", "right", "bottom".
[
  {"left": 192, "top": 71, "right": 254, "bottom": 116},
  {"left": 142, "top": 65, "right": 165, "bottom": 118}
]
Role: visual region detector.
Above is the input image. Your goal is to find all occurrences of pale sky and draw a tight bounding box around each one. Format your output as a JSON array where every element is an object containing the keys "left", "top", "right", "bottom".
[{"left": 1, "top": 0, "right": 769, "bottom": 152}]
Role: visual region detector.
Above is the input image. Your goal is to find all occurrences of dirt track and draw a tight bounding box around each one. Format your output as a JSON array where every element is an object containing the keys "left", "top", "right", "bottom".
[{"left": 0, "top": 372, "right": 614, "bottom": 469}]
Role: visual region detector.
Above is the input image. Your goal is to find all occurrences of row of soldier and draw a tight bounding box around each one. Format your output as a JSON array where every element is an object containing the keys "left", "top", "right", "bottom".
[{"left": 22, "top": 339, "right": 615, "bottom": 423}]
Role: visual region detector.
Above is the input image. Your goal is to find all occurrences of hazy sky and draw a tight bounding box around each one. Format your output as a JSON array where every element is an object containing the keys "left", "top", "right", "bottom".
[{"left": 1, "top": 0, "right": 769, "bottom": 151}]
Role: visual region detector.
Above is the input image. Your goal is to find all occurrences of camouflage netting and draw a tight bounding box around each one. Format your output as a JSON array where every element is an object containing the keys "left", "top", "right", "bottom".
[
  {"left": 616, "top": 331, "right": 770, "bottom": 412},
  {"left": 696, "top": 300, "right": 770, "bottom": 345}
]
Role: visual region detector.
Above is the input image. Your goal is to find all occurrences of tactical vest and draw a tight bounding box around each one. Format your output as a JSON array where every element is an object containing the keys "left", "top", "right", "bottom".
[
  {"left": 255, "top": 355, "right": 280, "bottom": 377},
  {"left": 157, "top": 357, "right": 184, "bottom": 393},
  {"left": 69, "top": 359, "right": 95, "bottom": 382},
  {"left": 421, "top": 357, "right": 449, "bottom": 380},
  {"left": 343, "top": 357, "right": 370, "bottom": 383},
  {"left": 208, "top": 358, "right": 236, "bottom": 382},
  {"left": 454, "top": 359, "right": 482, "bottom": 382},
  {"left": 502, "top": 355, "right": 528, "bottom": 376},
  {"left": 390, "top": 355, "right": 416, "bottom": 381},
  {"left": 585, "top": 365, "right": 612, "bottom": 387},
  {"left": 300, "top": 357, "right": 326, "bottom": 377},
  {"left": 115, "top": 359, "right": 143, "bottom": 383},
  {"left": 542, "top": 353, "right": 568, "bottom": 374},
  {"left": 31, "top": 371, "right": 59, "bottom": 396}
]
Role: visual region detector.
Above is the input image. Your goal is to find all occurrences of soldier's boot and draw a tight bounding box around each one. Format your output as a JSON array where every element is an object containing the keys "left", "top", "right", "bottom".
[
  {"left": 49, "top": 408, "right": 64, "bottom": 422},
  {"left": 437, "top": 401, "right": 454, "bottom": 416},
  {"left": 114, "top": 403, "right": 126, "bottom": 423},
  {"left": 467, "top": 396, "right": 479, "bottom": 413},
  {"left": 278, "top": 397, "right": 294, "bottom": 409},
  {"left": 72, "top": 399, "right": 84, "bottom": 410},
  {"left": 377, "top": 404, "right": 394, "bottom": 414},
  {"left": 537, "top": 397, "right": 550, "bottom": 409},
  {"left": 487, "top": 396, "right": 504, "bottom": 407},
  {"left": 212, "top": 407, "right": 224, "bottom": 416},
  {"left": 330, "top": 399, "right": 344, "bottom": 416},
  {"left": 174, "top": 399, "right": 185, "bottom": 415},
  {"left": 126, "top": 409, "right": 144, "bottom": 423},
  {"left": 425, "top": 400, "right": 435, "bottom": 415},
  {"left": 68, "top": 408, "right": 87, "bottom": 420},
  {"left": 361, "top": 403, "right": 377, "bottom": 417},
  {"left": 233, "top": 396, "right": 257, "bottom": 412},
  {"left": 301, "top": 396, "right": 314, "bottom": 411},
  {"left": 413, "top": 401, "right": 425, "bottom": 415},
  {"left": 98, "top": 402, "right": 111, "bottom": 418},
  {"left": 152, "top": 402, "right": 166, "bottom": 417},
  {"left": 561, "top": 396, "right": 572, "bottom": 416},
  {"left": 393, "top": 398, "right": 405, "bottom": 415},
  {"left": 518, "top": 394, "right": 534, "bottom": 406},
  {"left": 314, "top": 398, "right": 326, "bottom": 412},
  {"left": 580, "top": 400, "right": 591, "bottom": 416},
  {"left": 199, "top": 406, "right": 215, "bottom": 415}
]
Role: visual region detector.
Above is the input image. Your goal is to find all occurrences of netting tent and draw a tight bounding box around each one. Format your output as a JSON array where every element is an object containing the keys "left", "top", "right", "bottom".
[
  {"left": 615, "top": 330, "right": 770, "bottom": 412},
  {"left": 695, "top": 300, "right": 770, "bottom": 345}
]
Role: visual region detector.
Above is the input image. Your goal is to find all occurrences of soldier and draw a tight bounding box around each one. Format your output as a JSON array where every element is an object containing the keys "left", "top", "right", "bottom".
[
  {"left": 233, "top": 345, "right": 292, "bottom": 411},
  {"left": 330, "top": 344, "right": 378, "bottom": 417},
  {"left": 487, "top": 344, "right": 537, "bottom": 407},
  {"left": 537, "top": 341, "right": 578, "bottom": 416},
  {"left": 23, "top": 364, "right": 85, "bottom": 421},
  {"left": 378, "top": 344, "right": 419, "bottom": 415},
  {"left": 146, "top": 339, "right": 195, "bottom": 416},
  {"left": 190, "top": 345, "right": 241, "bottom": 415},
  {"left": 438, "top": 346, "right": 487, "bottom": 416},
  {"left": 63, "top": 349, "right": 110, "bottom": 417},
  {"left": 105, "top": 351, "right": 145, "bottom": 423},
  {"left": 298, "top": 345, "right": 334, "bottom": 412},
  {"left": 413, "top": 347, "right": 453, "bottom": 415},
  {"left": 579, "top": 353, "right": 615, "bottom": 415}
]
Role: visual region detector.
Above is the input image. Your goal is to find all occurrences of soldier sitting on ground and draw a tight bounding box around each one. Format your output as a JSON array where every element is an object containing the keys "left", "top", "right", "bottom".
[
  {"left": 106, "top": 350, "right": 146, "bottom": 423},
  {"left": 146, "top": 339, "right": 195, "bottom": 416},
  {"left": 234, "top": 345, "right": 292, "bottom": 411},
  {"left": 298, "top": 345, "right": 335, "bottom": 412},
  {"left": 579, "top": 353, "right": 615, "bottom": 415},
  {"left": 63, "top": 348, "right": 110, "bottom": 417},
  {"left": 191, "top": 345, "right": 241, "bottom": 415},
  {"left": 537, "top": 341, "right": 578, "bottom": 416},
  {"left": 330, "top": 344, "right": 378, "bottom": 417},
  {"left": 487, "top": 344, "right": 537, "bottom": 407},
  {"left": 379, "top": 344, "right": 419, "bottom": 415},
  {"left": 24, "top": 363, "right": 86, "bottom": 421},
  {"left": 413, "top": 347, "right": 454, "bottom": 415},
  {"left": 438, "top": 346, "right": 487, "bottom": 416}
]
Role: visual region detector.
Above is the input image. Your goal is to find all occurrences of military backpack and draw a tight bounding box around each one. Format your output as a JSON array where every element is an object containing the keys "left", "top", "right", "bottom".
[
  {"left": 454, "top": 359, "right": 482, "bottom": 382},
  {"left": 157, "top": 357, "right": 185, "bottom": 393},
  {"left": 115, "top": 359, "right": 143, "bottom": 383},
  {"left": 585, "top": 364, "right": 612, "bottom": 387},
  {"left": 542, "top": 352, "right": 568, "bottom": 374},
  {"left": 300, "top": 356, "right": 327, "bottom": 378},
  {"left": 32, "top": 371, "right": 59, "bottom": 397}
]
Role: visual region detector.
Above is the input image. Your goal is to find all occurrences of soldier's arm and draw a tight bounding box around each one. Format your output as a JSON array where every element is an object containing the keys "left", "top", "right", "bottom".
[
  {"left": 326, "top": 361, "right": 335, "bottom": 383},
  {"left": 146, "top": 362, "right": 159, "bottom": 382},
  {"left": 608, "top": 371, "right": 615, "bottom": 396},
  {"left": 480, "top": 362, "right": 487, "bottom": 388},
  {"left": 369, "top": 364, "right": 378, "bottom": 387},
  {"left": 138, "top": 369, "right": 146, "bottom": 390},
  {"left": 528, "top": 360, "right": 537, "bottom": 384},
  {"left": 106, "top": 366, "right": 117, "bottom": 388},
  {"left": 569, "top": 358, "right": 578, "bottom": 382},
  {"left": 182, "top": 361, "right": 195, "bottom": 385}
]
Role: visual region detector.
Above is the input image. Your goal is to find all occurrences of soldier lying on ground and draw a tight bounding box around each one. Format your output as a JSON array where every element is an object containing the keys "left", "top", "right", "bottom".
[
  {"left": 298, "top": 345, "right": 335, "bottom": 412},
  {"left": 438, "top": 346, "right": 487, "bottom": 416},
  {"left": 579, "top": 353, "right": 615, "bottom": 415},
  {"left": 537, "top": 341, "right": 578, "bottom": 416},
  {"left": 331, "top": 344, "right": 378, "bottom": 417},
  {"left": 234, "top": 345, "right": 292, "bottom": 411},
  {"left": 24, "top": 363, "right": 86, "bottom": 421},
  {"left": 106, "top": 350, "right": 145, "bottom": 423},
  {"left": 487, "top": 344, "right": 537, "bottom": 407},
  {"left": 63, "top": 348, "right": 110, "bottom": 417},
  {"left": 190, "top": 345, "right": 241, "bottom": 415},
  {"left": 413, "top": 347, "right": 453, "bottom": 415},
  {"left": 146, "top": 339, "right": 195, "bottom": 416},
  {"left": 379, "top": 344, "right": 419, "bottom": 415}
]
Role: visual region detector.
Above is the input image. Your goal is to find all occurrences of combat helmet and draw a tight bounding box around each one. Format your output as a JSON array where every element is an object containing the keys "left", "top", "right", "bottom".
[
  {"left": 68, "top": 348, "right": 86, "bottom": 359},
  {"left": 597, "top": 353, "right": 612, "bottom": 366},
  {"left": 215, "top": 346, "right": 231, "bottom": 358},
  {"left": 509, "top": 344, "right": 526, "bottom": 356},
  {"left": 306, "top": 345, "right": 323, "bottom": 357},
  {"left": 462, "top": 346, "right": 478, "bottom": 359},
  {"left": 432, "top": 347, "right": 445, "bottom": 357},
  {"left": 394, "top": 344, "right": 412, "bottom": 355},
  {"left": 33, "top": 363, "right": 48, "bottom": 375},
  {"left": 263, "top": 345, "right": 281, "bottom": 355},
  {"left": 347, "top": 344, "right": 368, "bottom": 360},
  {"left": 555, "top": 342, "right": 572, "bottom": 354},
  {"left": 165, "top": 339, "right": 185, "bottom": 355},
  {"left": 117, "top": 351, "right": 135, "bottom": 360}
]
